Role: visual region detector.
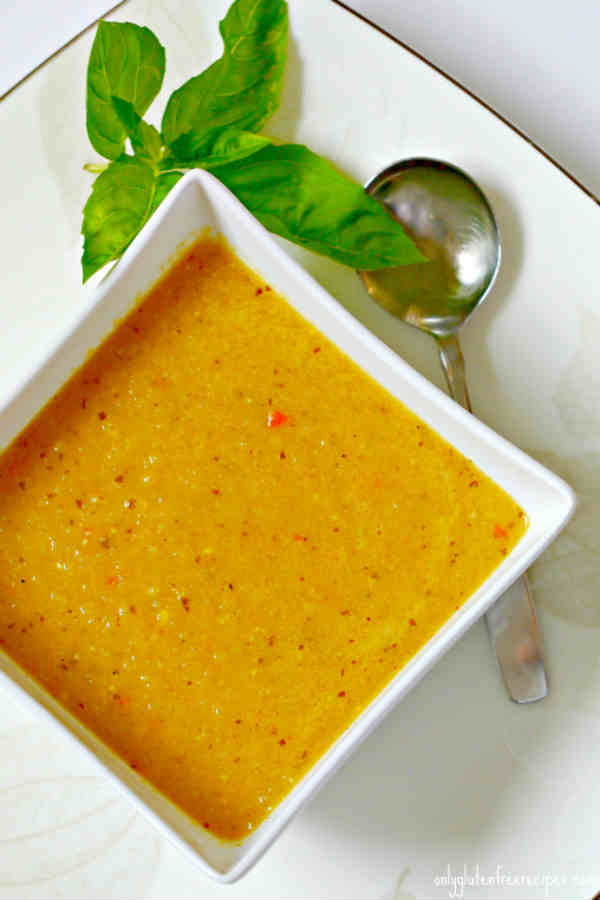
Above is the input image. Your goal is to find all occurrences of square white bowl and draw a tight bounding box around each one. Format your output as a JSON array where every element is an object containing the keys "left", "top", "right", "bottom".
[{"left": 0, "top": 170, "right": 575, "bottom": 882}]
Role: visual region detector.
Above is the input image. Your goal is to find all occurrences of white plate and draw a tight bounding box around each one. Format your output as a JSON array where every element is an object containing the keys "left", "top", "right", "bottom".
[
  {"left": 0, "top": 0, "right": 599, "bottom": 897},
  {"left": 0, "top": 168, "right": 574, "bottom": 882}
]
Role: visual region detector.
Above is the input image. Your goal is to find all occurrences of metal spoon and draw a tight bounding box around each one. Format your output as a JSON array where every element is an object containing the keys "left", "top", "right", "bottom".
[{"left": 359, "top": 158, "right": 547, "bottom": 703}]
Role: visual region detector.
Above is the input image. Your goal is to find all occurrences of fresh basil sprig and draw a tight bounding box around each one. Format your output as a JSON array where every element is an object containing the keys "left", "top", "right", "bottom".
[
  {"left": 161, "top": 0, "right": 288, "bottom": 147},
  {"left": 163, "top": 126, "right": 272, "bottom": 170},
  {"left": 82, "top": 157, "right": 182, "bottom": 282},
  {"left": 215, "top": 144, "right": 424, "bottom": 269},
  {"left": 82, "top": 0, "right": 425, "bottom": 281},
  {"left": 111, "top": 98, "right": 163, "bottom": 164}
]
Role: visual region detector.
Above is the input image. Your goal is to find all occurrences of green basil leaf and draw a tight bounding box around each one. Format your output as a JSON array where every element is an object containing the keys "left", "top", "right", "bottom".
[
  {"left": 214, "top": 144, "right": 426, "bottom": 269},
  {"left": 82, "top": 156, "right": 180, "bottom": 282},
  {"left": 87, "top": 22, "right": 165, "bottom": 160},
  {"left": 111, "top": 97, "right": 163, "bottom": 164},
  {"left": 148, "top": 171, "right": 183, "bottom": 217},
  {"left": 161, "top": 0, "right": 287, "bottom": 147},
  {"left": 163, "top": 126, "right": 270, "bottom": 169}
]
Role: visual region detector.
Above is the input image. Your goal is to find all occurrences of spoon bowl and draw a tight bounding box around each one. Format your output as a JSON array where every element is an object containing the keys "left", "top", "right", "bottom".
[{"left": 358, "top": 158, "right": 547, "bottom": 704}]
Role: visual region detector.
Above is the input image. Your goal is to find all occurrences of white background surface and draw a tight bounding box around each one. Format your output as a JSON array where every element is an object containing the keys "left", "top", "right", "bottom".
[
  {"left": 4, "top": 0, "right": 600, "bottom": 198},
  {"left": 344, "top": 0, "right": 600, "bottom": 199},
  {"left": 1, "top": 1, "right": 600, "bottom": 899}
]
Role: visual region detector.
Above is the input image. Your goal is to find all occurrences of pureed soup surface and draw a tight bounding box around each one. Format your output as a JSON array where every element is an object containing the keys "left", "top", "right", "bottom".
[{"left": 0, "top": 237, "right": 526, "bottom": 840}]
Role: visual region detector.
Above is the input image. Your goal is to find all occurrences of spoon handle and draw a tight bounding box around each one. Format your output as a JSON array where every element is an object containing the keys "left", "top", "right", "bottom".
[
  {"left": 437, "top": 333, "right": 472, "bottom": 412},
  {"left": 436, "top": 333, "right": 548, "bottom": 703}
]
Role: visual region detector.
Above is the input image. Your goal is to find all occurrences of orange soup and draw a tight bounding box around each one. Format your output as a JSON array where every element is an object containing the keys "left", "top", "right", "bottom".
[{"left": 0, "top": 237, "right": 526, "bottom": 840}]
